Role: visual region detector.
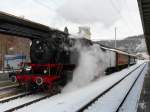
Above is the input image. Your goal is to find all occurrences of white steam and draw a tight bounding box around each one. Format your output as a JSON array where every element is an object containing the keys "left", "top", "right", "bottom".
[{"left": 63, "top": 40, "right": 109, "bottom": 92}]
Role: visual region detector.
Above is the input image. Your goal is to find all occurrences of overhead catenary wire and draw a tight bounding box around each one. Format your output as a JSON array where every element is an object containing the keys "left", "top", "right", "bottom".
[
  {"left": 32, "top": 0, "right": 139, "bottom": 39},
  {"left": 109, "top": 0, "right": 137, "bottom": 35},
  {"left": 123, "top": 0, "right": 140, "bottom": 31},
  {"left": 31, "top": 0, "right": 59, "bottom": 28},
  {"left": 32, "top": 0, "right": 56, "bottom": 11}
]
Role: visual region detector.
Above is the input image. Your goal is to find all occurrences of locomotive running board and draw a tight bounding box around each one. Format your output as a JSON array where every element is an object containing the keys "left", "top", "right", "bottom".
[{"left": 0, "top": 11, "right": 68, "bottom": 40}]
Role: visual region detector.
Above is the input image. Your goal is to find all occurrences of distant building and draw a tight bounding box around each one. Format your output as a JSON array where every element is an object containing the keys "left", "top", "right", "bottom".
[
  {"left": 78, "top": 26, "right": 91, "bottom": 40},
  {"left": 136, "top": 52, "right": 150, "bottom": 60}
]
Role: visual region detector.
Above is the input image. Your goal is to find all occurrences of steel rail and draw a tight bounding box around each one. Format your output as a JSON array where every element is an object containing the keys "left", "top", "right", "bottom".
[
  {"left": 77, "top": 62, "right": 146, "bottom": 112},
  {"left": 0, "top": 92, "right": 32, "bottom": 104},
  {"left": 115, "top": 63, "right": 147, "bottom": 112},
  {"left": 4, "top": 94, "right": 54, "bottom": 112},
  {"left": 0, "top": 85, "right": 19, "bottom": 91}
]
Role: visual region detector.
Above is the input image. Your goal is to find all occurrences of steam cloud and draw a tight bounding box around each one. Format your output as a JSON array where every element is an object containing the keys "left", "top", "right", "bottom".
[{"left": 63, "top": 39, "right": 109, "bottom": 92}]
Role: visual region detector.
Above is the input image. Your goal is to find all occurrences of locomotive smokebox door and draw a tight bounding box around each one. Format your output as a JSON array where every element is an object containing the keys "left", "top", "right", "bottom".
[{"left": 30, "top": 39, "right": 56, "bottom": 64}]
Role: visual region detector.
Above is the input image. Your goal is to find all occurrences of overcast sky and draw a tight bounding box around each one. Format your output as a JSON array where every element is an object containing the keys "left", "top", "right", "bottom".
[{"left": 0, "top": 0, "right": 143, "bottom": 40}]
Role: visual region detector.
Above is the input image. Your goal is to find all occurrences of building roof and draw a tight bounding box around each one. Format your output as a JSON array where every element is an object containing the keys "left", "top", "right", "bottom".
[
  {"left": 0, "top": 11, "right": 67, "bottom": 40},
  {"left": 137, "top": 0, "right": 150, "bottom": 54}
]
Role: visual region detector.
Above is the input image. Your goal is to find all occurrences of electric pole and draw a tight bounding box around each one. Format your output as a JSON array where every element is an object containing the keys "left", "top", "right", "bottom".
[{"left": 115, "top": 27, "right": 117, "bottom": 48}]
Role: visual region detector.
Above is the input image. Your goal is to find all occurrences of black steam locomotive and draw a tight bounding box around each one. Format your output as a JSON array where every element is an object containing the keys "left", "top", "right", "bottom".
[
  {"left": 11, "top": 35, "right": 136, "bottom": 91},
  {"left": 0, "top": 12, "right": 136, "bottom": 91}
]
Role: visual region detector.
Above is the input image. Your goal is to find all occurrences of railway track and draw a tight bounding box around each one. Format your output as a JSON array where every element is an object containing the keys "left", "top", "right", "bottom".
[
  {"left": 0, "top": 81, "right": 17, "bottom": 87},
  {"left": 0, "top": 89, "right": 59, "bottom": 112},
  {"left": 4, "top": 94, "right": 52, "bottom": 112},
  {"left": 0, "top": 92, "right": 31, "bottom": 104},
  {"left": 0, "top": 84, "right": 19, "bottom": 91},
  {"left": 1, "top": 62, "right": 146, "bottom": 112},
  {"left": 0, "top": 80, "right": 11, "bottom": 85},
  {"left": 0, "top": 84, "right": 23, "bottom": 100},
  {"left": 76, "top": 62, "right": 147, "bottom": 112},
  {"left": 115, "top": 63, "right": 147, "bottom": 112}
]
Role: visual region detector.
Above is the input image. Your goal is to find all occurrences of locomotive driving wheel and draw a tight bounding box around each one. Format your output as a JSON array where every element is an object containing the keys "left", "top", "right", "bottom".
[{"left": 49, "top": 84, "right": 61, "bottom": 94}]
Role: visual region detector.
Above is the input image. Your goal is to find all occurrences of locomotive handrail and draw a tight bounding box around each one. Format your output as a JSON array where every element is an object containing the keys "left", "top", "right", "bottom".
[
  {"left": 20, "top": 63, "right": 75, "bottom": 70},
  {"left": 23, "top": 63, "right": 64, "bottom": 68}
]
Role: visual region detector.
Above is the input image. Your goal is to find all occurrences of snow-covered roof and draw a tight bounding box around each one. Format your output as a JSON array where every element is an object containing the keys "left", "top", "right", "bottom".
[{"left": 97, "top": 43, "right": 136, "bottom": 57}]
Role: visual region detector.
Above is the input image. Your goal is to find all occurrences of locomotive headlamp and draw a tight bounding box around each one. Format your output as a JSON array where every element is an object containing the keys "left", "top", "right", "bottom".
[
  {"left": 25, "top": 66, "right": 31, "bottom": 71},
  {"left": 36, "top": 40, "right": 40, "bottom": 44},
  {"left": 44, "top": 70, "right": 47, "bottom": 74}
]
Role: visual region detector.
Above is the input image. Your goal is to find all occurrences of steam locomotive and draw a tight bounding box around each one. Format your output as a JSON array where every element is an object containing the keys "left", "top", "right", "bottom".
[
  {"left": 10, "top": 36, "right": 136, "bottom": 91},
  {"left": 0, "top": 12, "right": 136, "bottom": 91},
  {"left": 11, "top": 38, "right": 95, "bottom": 90}
]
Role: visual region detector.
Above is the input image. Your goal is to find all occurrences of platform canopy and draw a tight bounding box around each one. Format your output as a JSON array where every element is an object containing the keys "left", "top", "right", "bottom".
[
  {"left": 0, "top": 11, "right": 67, "bottom": 40},
  {"left": 138, "top": 0, "right": 150, "bottom": 54}
]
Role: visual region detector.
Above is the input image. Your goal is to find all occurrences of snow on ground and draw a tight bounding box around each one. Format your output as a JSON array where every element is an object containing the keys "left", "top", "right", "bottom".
[
  {"left": 0, "top": 71, "right": 3, "bottom": 73},
  {"left": 0, "top": 70, "right": 13, "bottom": 73},
  {"left": 16, "top": 61, "right": 148, "bottom": 112},
  {"left": 84, "top": 63, "right": 148, "bottom": 112},
  {"left": 0, "top": 93, "right": 48, "bottom": 112},
  {"left": 118, "top": 63, "right": 148, "bottom": 112}
]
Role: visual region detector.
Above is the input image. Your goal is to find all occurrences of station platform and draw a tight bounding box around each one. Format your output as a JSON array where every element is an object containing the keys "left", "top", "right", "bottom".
[{"left": 138, "top": 62, "right": 150, "bottom": 112}]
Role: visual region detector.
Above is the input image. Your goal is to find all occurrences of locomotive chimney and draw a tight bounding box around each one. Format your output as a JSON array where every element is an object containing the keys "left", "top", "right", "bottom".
[
  {"left": 64, "top": 26, "right": 69, "bottom": 34},
  {"left": 78, "top": 26, "right": 91, "bottom": 40}
]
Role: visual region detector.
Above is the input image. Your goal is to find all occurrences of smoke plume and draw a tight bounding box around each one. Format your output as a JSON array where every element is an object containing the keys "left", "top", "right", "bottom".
[{"left": 63, "top": 39, "right": 109, "bottom": 92}]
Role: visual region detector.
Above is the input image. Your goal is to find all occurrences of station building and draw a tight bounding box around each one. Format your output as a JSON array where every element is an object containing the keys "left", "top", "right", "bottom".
[{"left": 0, "top": 33, "right": 30, "bottom": 70}]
